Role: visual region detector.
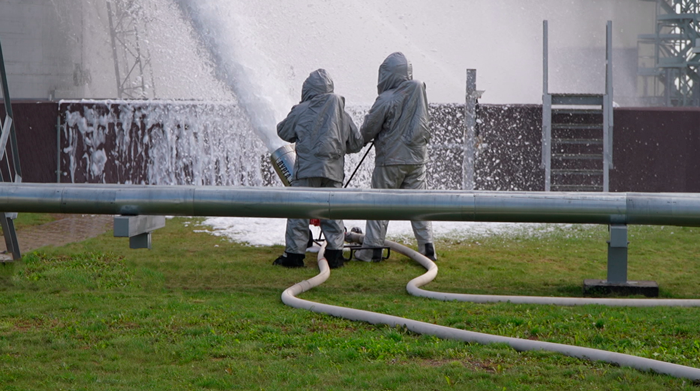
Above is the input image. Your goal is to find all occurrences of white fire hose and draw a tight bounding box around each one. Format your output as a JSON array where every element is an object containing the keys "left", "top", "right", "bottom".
[{"left": 281, "top": 233, "right": 700, "bottom": 381}]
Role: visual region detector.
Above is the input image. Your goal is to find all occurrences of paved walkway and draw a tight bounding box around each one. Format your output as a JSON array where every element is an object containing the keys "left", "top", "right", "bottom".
[{"left": 0, "top": 214, "right": 113, "bottom": 259}]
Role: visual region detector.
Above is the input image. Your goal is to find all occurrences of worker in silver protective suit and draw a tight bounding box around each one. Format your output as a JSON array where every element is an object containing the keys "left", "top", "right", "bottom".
[
  {"left": 273, "top": 68, "right": 364, "bottom": 269},
  {"left": 354, "top": 52, "right": 437, "bottom": 262}
]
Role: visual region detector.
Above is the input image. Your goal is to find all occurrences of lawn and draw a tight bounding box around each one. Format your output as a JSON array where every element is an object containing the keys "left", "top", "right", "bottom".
[{"left": 1, "top": 216, "right": 699, "bottom": 390}]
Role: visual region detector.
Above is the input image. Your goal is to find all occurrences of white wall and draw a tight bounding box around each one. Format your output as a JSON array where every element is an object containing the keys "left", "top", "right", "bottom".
[
  {"left": 0, "top": 0, "right": 86, "bottom": 99},
  {"left": 0, "top": 0, "right": 657, "bottom": 104},
  {"left": 0, "top": 0, "right": 230, "bottom": 100}
]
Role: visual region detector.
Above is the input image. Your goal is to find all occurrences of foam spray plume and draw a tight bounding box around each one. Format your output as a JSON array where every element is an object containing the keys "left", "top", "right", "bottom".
[
  {"left": 173, "top": 0, "right": 288, "bottom": 153},
  {"left": 171, "top": 1, "right": 375, "bottom": 188}
]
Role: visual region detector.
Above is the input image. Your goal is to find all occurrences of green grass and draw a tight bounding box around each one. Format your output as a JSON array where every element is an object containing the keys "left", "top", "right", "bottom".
[{"left": 1, "top": 218, "right": 699, "bottom": 390}]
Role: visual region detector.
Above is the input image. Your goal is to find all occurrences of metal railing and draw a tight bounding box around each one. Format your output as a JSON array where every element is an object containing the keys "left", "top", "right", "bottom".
[{"left": 0, "top": 38, "right": 22, "bottom": 260}]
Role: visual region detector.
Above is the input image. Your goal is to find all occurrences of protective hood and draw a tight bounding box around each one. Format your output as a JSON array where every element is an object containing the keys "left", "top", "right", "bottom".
[
  {"left": 377, "top": 52, "right": 413, "bottom": 94},
  {"left": 301, "top": 69, "right": 334, "bottom": 102},
  {"left": 277, "top": 69, "right": 364, "bottom": 183}
]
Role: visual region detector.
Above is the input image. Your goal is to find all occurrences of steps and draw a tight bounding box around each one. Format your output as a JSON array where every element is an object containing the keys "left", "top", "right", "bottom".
[
  {"left": 542, "top": 20, "right": 613, "bottom": 192},
  {"left": 549, "top": 103, "right": 605, "bottom": 192}
]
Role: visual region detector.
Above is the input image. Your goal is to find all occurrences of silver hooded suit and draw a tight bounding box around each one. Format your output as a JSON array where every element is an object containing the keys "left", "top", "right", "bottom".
[
  {"left": 277, "top": 69, "right": 364, "bottom": 254},
  {"left": 357, "top": 52, "right": 435, "bottom": 259}
]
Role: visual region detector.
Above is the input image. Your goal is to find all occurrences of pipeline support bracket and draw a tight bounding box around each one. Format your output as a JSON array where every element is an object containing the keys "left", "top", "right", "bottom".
[
  {"left": 0, "top": 212, "right": 20, "bottom": 261},
  {"left": 113, "top": 215, "right": 165, "bottom": 250},
  {"left": 607, "top": 223, "right": 628, "bottom": 283},
  {"left": 584, "top": 223, "right": 659, "bottom": 297}
]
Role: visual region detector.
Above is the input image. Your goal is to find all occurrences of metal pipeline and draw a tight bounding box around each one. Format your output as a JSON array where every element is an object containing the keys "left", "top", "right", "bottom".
[
  {"left": 282, "top": 235, "right": 700, "bottom": 382},
  {"left": 2, "top": 183, "right": 700, "bottom": 227}
]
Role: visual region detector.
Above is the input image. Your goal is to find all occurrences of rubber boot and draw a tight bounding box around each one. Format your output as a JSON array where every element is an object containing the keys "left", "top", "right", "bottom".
[
  {"left": 325, "top": 249, "right": 344, "bottom": 269},
  {"left": 272, "top": 252, "right": 305, "bottom": 268},
  {"left": 354, "top": 247, "right": 383, "bottom": 262},
  {"left": 353, "top": 248, "right": 370, "bottom": 262},
  {"left": 422, "top": 243, "right": 437, "bottom": 262}
]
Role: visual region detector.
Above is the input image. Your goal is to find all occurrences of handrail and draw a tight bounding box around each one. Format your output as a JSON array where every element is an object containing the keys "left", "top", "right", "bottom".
[{"left": 0, "top": 39, "right": 22, "bottom": 180}]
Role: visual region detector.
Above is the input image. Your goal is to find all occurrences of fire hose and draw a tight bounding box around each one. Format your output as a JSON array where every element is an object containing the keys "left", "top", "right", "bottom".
[{"left": 281, "top": 233, "right": 700, "bottom": 382}]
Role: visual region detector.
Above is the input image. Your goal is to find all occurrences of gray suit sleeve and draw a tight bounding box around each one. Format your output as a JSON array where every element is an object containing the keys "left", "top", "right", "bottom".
[
  {"left": 360, "top": 97, "right": 389, "bottom": 144},
  {"left": 276, "top": 108, "right": 298, "bottom": 143},
  {"left": 345, "top": 112, "right": 364, "bottom": 154}
]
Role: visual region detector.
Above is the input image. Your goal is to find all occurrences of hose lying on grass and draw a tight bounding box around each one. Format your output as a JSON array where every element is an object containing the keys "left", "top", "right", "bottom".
[{"left": 281, "top": 233, "right": 700, "bottom": 382}]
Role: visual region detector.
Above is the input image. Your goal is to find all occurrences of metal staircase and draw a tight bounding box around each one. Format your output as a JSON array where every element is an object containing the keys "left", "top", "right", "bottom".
[
  {"left": 542, "top": 21, "right": 614, "bottom": 192},
  {"left": 0, "top": 38, "right": 23, "bottom": 261}
]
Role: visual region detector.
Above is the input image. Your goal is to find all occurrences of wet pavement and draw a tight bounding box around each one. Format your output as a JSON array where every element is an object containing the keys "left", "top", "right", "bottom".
[{"left": 0, "top": 214, "right": 113, "bottom": 260}]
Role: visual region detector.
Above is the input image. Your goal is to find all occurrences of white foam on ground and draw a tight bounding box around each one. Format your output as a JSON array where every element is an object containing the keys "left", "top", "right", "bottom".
[{"left": 195, "top": 217, "right": 589, "bottom": 247}]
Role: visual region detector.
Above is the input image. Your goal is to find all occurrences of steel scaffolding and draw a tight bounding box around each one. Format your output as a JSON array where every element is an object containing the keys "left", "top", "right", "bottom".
[
  {"left": 638, "top": 0, "right": 700, "bottom": 106},
  {"left": 107, "top": 0, "right": 156, "bottom": 99}
]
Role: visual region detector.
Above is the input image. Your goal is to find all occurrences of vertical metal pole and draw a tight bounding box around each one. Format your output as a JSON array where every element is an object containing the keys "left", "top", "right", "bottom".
[
  {"left": 107, "top": 1, "right": 123, "bottom": 99},
  {"left": 543, "top": 94, "right": 552, "bottom": 192},
  {"left": 607, "top": 19, "right": 614, "bottom": 169},
  {"left": 133, "top": 22, "right": 149, "bottom": 98},
  {"left": 603, "top": 20, "right": 613, "bottom": 192},
  {"left": 56, "top": 113, "right": 61, "bottom": 183},
  {"left": 464, "top": 69, "right": 477, "bottom": 190},
  {"left": 655, "top": 1, "right": 664, "bottom": 106},
  {"left": 665, "top": 68, "right": 672, "bottom": 106},
  {"left": 542, "top": 21, "right": 552, "bottom": 192},
  {"left": 543, "top": 21, "right": 549, "bottom": 99}
]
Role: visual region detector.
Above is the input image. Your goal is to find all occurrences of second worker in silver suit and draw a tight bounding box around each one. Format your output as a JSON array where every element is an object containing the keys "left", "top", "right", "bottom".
[{"left": 354, "top": 52, "right": 437, "bottom": 262}]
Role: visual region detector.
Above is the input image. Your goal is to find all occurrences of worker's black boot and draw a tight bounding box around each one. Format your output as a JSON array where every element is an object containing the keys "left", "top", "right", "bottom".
[
  {"left": 422, "top": 243, "right": 437, "bottom": 262},
  {"left": 272, "top": 253, "right": 305, "bottom": 268},
  {"left": 325, "top": 249, "right": 344, "bottom": 269}
]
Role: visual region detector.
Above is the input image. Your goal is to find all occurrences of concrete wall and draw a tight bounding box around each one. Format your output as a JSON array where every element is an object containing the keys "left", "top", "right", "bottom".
[
  {"left": 474, "top": 105, "right": 544, "bottom": 191},
  {"left": 0, "top": 101, "right": 59, "bottom": 183},
  {"left": 472, "top": 104, "right": 700, "bottom": 192},
  {"left": 57, "top": 100, "right": 266, "bottom": 186},
  {"left": 612, "top": 108, "right": 700, "bottom": 192},
  {"left": 51, "top": 102, "right": 466, "bottom": 190},
  {"left": 4, "top": 101, "right": 700, "bottom": 194}
]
